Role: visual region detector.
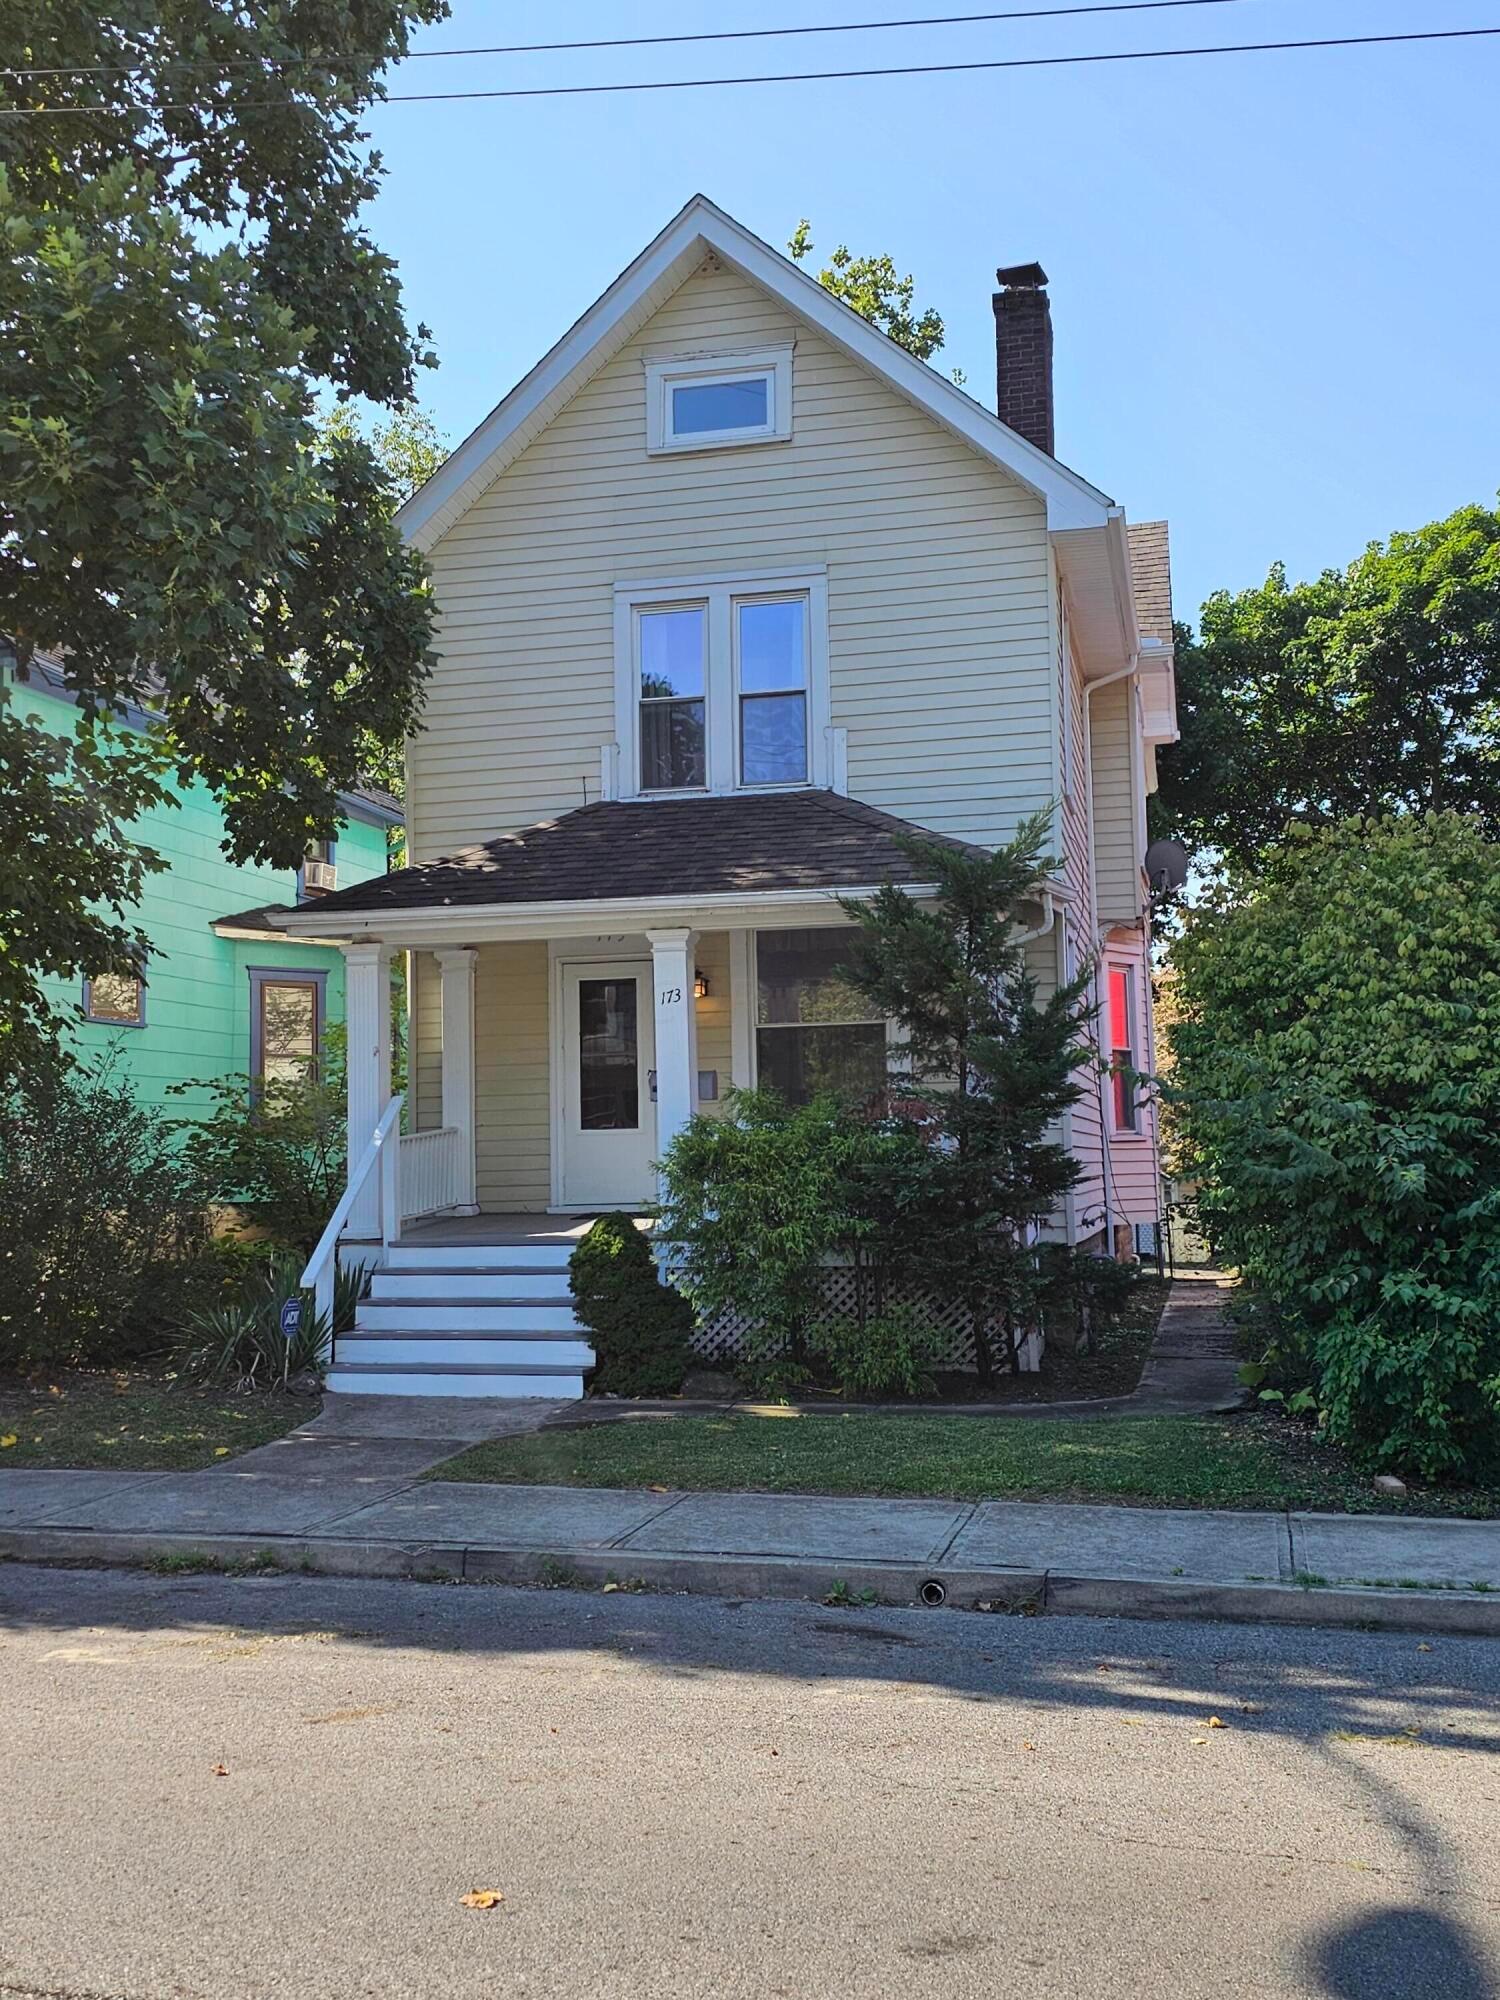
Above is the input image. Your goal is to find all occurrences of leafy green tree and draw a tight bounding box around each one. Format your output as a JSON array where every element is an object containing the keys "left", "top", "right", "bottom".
[
  {"left": 836, "top": 814, "right": 1093, "bottom": 1382},
  {"left": 1154, "top": 502, "right": 1500, "bottom": 874},
  {"left": 0, "top": 1, "right": 443, "bottom": 1077},
  {"left": 789, "top": 219, "right": 946, "bottom": 364},
  {"left": 1168, "top": 815, "right": 1500, "bottom": 1479},
  {"left": 316, "top": 401, "right": 448, "bottom": 510},
  {"left": 314, "top": 402, "right": 449, "bottom": 803}
]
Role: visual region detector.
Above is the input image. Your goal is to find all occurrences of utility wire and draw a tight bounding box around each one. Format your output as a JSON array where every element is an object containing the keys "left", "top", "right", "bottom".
[
  {"left": 0, "top": 0, "right": 1258, "bottom": 80},
  {"left": 2, "top": 25, "right": 1494, "bottom": 114}
]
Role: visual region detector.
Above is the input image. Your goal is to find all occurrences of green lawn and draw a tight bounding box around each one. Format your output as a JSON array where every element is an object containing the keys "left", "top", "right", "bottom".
[
  {"left": 0, "top": 1370, "right": 311, "bottom": 1470},
  {"left": 434, "top": 1410, "right": 1500, "bottom": 1518}
]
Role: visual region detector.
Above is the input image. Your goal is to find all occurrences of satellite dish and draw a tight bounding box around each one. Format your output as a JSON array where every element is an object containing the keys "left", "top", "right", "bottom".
[{"left": 1144, "top": 837, "right": 1189, "bottom": 892}]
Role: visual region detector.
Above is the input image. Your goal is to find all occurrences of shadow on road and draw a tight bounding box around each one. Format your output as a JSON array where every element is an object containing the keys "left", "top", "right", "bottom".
[{"left": 1308, "top": 1906, "right": 1497, "bottom": 1999}]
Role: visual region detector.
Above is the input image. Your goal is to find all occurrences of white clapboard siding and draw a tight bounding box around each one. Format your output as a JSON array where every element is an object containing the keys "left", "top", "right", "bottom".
[
  {"left": 1090, "top": 677, "right": 1143, "bottom": 925},
  {"left": 409, "top": 259, "right": 1054, "bottom": 861}
]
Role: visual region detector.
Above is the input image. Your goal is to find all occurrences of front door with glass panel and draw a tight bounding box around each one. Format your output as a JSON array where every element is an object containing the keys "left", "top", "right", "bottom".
[{"left": 559, "top": 961, "right": 657, "bottom": 1208}]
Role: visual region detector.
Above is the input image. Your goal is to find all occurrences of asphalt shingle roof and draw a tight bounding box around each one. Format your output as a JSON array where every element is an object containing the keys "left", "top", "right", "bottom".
[
  {"left": 1126, "top": 520, "right": 1174, "bottom": 643},
  {"left": 291, "top": 790, "right": 978, "bottom": 916}
]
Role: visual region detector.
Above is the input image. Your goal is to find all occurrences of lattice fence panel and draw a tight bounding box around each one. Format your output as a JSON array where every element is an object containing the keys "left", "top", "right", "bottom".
[{"left": 691, "top": 1269, "right": 980, "bottom": 1372}]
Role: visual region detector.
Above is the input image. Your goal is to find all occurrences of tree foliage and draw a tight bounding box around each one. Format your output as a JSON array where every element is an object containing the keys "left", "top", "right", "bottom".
[
  {"left": 1154, "top": 502, "right": 1500, "bottom": 875},
  {"left": 0, "top": 678, "right": 170, "bottom": 1072},
  {"left": 0, "top": 1053, "right": 215, "bottom": 1365},
  {"left": 788, "top": 219, "right": 946, "bottom": 363},
  {"left": 0, "top": 0, "right": 444, "bottom": 1077},
  {"left": 177, "top": 1065, "right": 348, "bottom": 1257},
  {"left": 313, "top": 401, "right": 448, "bottom": 803},
  {"left": 1168, "top": 815, "right": 1500, "bottom": 1479},
  {"left": 837, "top": 815, "right": 1093, "bottom": 1382}
]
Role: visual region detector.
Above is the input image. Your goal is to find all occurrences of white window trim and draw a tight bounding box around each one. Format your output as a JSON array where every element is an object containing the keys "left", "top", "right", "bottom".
[
  {"left": 1107, "top": 960, "right": 1143, "bottom": 1138},
  {"left": 644, "top": 343, "right": 794, "bottom": 454},
  {"left": 613, "top": 567, "right": 831, "bottom": 798}
]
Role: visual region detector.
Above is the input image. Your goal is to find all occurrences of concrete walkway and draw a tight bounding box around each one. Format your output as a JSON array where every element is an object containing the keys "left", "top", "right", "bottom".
[{"left": 2, "top": 1454, "right": 1496, "bottom": 1636}]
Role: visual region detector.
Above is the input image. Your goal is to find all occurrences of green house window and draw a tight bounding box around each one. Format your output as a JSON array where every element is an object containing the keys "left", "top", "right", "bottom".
[
  {"left": 249, "top": 969, "right": 327, "bottom": 1087},
  {"left": 83, "top": 970, "right": 145, "bottom": 1027}
]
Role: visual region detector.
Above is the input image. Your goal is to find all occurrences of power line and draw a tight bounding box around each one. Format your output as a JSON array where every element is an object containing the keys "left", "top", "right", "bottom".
[
  {"left": 2, "top": 24, "right": 1494, "bottom": 114},
  {"left": 0, "top": 0, "right": 1257, "bottom": 80}
]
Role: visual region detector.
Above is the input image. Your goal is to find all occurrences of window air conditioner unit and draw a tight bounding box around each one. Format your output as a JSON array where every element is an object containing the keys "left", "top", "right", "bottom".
[{"left": 303, "top": 859, "right": 338, "bottom": 893}]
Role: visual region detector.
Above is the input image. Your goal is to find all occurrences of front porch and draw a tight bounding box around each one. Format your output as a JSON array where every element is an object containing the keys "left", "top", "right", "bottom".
[{"left": 340, "top": 917, "right": 895, "bottom": 1242}]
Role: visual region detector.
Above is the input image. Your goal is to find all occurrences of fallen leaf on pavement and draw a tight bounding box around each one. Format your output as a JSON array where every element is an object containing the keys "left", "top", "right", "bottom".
[
  {"left": 1417, "top": 1643, "right": 1433, "bottom": 1653},
  {"left": 1190, "top": 1737, "right": 1208, "bottom": 1747},
  {"left": 602, "top": 1582, "right": 620, "bottom": 1593},
  {"left": 211, "top": 1763, "right": 229, "bottom": 1777},
  {"left": 459, "top": 1891, "right": 504, "bottom": 1910},
  {"left": 1206, "top": 1716, "right": 1227, "bottom": 1729},
  {"left": 648, "top": 1484, "right": 670, "bottom": 1493}
]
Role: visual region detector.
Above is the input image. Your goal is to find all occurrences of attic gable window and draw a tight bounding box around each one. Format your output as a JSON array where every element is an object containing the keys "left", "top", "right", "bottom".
[{"left": 644, "top": 345, "right": 793, "bottom": 454}]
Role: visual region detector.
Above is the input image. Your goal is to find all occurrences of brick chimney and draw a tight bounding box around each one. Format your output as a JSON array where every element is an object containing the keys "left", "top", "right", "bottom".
[{"left": 993, "top": 261, "right": 1054, "bottom": 456}]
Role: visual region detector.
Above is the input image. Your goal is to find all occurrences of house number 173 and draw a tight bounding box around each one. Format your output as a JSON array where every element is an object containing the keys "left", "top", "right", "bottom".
[{"left": 658, "top": 986, "right": 682, "bottom": 1006}]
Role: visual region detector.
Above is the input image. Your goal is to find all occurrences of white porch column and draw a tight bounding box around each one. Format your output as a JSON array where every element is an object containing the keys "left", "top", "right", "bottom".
[
  {"left": 436, "top": 945, "right": 479, "bottom": 1215},
  {"left": 646, "top": 928, "right": 699, "bottom": 1185},
  {"left": 343, "top": 941, "right": 392, "bottom": 1240},
  {"left": 728, "top": 929, "right": 755, "bottom": 1090}
]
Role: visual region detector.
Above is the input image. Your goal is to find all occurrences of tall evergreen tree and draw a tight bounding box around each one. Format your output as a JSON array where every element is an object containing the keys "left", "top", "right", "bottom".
[{"left": 837, "top": 813, "right": 1092, "bottom": 1382}]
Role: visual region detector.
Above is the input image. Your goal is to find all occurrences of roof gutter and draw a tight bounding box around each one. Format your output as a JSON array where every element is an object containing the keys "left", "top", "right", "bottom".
[{"left": 273, "top": 880, "right": 945, "bottom": 946}]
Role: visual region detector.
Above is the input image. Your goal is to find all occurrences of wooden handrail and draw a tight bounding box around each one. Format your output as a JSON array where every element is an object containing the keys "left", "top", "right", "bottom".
[{"left": 300, "top": 1093, "right": 404, "bottom": 1341}]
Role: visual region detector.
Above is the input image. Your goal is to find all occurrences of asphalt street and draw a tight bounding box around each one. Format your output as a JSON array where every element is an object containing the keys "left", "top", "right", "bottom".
[{"left": 2, "top": 1564, "right": 1497, "bottom": 1999}]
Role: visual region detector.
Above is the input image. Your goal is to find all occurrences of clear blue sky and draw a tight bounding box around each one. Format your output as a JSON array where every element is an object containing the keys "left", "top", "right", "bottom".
[{"left": 363, "top": 0, "right": 1499, "bottom": 622}]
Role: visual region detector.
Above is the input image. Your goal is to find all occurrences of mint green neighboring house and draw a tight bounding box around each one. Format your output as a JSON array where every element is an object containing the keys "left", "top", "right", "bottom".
[{"left": 10, "top": 652, "right": 400, "bottom": 1120}]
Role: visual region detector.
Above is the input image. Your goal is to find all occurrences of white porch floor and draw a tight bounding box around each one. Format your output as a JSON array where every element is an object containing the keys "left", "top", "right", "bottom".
[{"left": 396, "top": 1211, "right": 653, "bottom": 1250}]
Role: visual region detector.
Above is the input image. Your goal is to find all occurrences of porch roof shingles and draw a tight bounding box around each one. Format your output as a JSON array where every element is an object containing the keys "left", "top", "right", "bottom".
[{"left": 291, "top": 790, "right": 977, "bottom": 916}]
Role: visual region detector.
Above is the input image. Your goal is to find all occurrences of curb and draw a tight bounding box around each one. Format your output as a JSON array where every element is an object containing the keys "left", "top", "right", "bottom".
[{"left": 3, "top": 1526, "right": 1498, "bottom": 1637}]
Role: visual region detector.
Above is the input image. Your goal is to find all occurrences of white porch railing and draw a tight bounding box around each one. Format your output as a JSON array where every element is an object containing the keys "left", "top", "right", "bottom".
[
  {"left": 300, "top": 1098, "right": 469, "bottom": 1342},
  {"left": 300, "top": 1093, "right": 404, "bottom": 1339},
  {"left": 399, "top": 1124, "right": 465, "bottom": 1224}
]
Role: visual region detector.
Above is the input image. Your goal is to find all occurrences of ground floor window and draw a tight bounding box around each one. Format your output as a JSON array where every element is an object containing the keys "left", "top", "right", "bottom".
[
  {"left": 82, "top": 969, "right": 145, "bottom": 1026},
  {"left": 754, "top": 928, "right": 886, "bottom": 1106},
  {"left": 249, "top": 969, "right": 327, "bottom": 1086},
  {"left": 1108, "top": 965, "right": 1138, "bottom": 1132}
]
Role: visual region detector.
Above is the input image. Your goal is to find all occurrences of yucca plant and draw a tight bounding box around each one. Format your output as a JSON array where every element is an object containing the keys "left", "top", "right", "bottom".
[{"left": 172, "top": 1249, "right": 345, "bottom": 1388}]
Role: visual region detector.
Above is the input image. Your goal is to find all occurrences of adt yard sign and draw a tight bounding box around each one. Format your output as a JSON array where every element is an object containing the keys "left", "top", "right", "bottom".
[{"left": 279, "top": 1296, "right": 303, "bottom": 1341}]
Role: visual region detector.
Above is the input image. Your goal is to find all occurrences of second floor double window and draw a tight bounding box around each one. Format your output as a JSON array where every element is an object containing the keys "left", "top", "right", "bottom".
[{"left": 620, "top": 570, "right": 830, "bottom": 798}]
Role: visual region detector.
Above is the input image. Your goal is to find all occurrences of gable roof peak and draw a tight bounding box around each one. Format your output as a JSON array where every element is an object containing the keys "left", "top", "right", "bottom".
[{"left": 397, "top": 194, "right": 1115, "bottom": 551}]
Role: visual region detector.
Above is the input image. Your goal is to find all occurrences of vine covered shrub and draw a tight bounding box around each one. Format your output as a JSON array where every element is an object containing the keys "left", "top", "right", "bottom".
[
  {"left": 569, "top": 1214, "right": 694, "bottom": 1397},
  {"left": 1168, "top": 815, "right": 1500, "bottom": 1479},
  {"left": 810, "top": 1307, "right": 945, "bottom": 1399},
  {"left": 0, "top": 1057, "right": 215, "bottom": 1366},
  {"left": 176, "top": 1065, "right": 346, "bottom": 1254},
  {"left": 656, "top": 1089, "right": 936, "bottom": 1383}
]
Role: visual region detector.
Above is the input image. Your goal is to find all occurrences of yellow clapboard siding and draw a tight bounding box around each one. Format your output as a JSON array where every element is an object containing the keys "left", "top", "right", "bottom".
[{"left": 410, "top": 259, "right": 1054, "bottom": 861}]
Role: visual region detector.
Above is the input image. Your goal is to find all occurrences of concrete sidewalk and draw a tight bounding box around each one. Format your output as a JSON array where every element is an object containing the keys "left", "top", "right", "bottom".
[{"left": 2, "top": 1457, "right": 1496, "bottom": 1637}]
